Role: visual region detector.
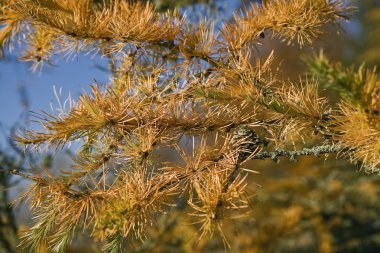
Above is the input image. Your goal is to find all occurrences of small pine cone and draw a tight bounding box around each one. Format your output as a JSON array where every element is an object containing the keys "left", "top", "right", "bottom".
[{"left": 232, "top": 127, "right": 261, "bottom": 162}]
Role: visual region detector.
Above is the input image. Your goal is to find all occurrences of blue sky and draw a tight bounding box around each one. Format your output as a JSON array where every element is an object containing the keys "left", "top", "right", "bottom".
[{"left": 0, "top": 53, "right": 110, "bottom": 145}]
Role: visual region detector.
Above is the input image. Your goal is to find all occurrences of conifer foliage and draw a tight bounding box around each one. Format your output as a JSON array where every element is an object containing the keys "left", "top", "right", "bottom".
[{"left": 1, "top": 0, "right": 377, "bottom": 252}]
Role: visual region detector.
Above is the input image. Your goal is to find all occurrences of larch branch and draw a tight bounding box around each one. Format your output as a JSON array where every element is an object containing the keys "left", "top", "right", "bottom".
[{"left": 252, "top": 145, "right": 346, "bottom": 161}]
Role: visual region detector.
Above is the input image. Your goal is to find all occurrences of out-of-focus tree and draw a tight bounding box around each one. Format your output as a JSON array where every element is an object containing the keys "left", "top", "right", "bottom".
[
  {"left": 0, "top": 151, "right": 18, "bottom": 253},
  {"left": 144, "top": 0, "right": 214, "bottom": 12},
  {"left": 131, "top": 159, "right": 380, "bottom": 253},
  {"left": 351, "top": 0, "right": 380, "bottom": 65},
  {"left": 0, "top": 78, "right": 32, "bottom": 253}
]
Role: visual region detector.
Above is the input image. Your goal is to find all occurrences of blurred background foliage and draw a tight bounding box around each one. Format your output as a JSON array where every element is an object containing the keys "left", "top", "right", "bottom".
[
  {"left": 141, "top": 0, "right": 214, "bottom": 12},
  {"left": 1, "top": 0, "right": 380, "bottom": 252},
  {"left": 354, "top": 0, "right": 380, "bottom": 66},
  {"left": 131, "top": 158, "right": 380, "bottom": 253}
]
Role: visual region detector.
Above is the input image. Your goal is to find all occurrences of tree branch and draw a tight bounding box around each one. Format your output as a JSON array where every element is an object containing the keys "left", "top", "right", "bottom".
[
  {"left": 252, "top": 145, "right": 345, "bottom": 161},
  {"left": 0, "top": 166, "right": 40, "bottom": 182}
]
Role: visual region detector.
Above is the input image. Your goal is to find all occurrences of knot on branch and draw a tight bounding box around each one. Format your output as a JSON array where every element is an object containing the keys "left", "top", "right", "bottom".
[{"left": 232, "top": 127, "right": 262, "bottom": 162}]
